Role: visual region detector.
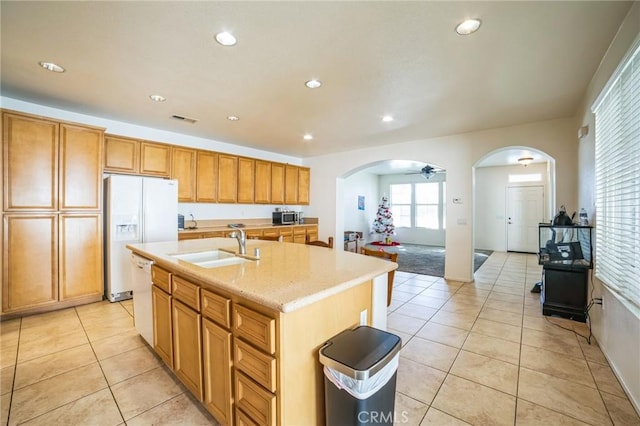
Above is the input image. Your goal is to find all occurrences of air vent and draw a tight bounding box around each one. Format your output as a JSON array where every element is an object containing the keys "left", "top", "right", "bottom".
[{"left": 171, "top": 114, "right": 198, "bottom": 124}]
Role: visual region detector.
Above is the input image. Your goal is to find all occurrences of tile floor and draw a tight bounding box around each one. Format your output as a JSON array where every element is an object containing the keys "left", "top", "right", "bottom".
[{"left": 0, "top": 251, "right": 638, "bottom": 425}]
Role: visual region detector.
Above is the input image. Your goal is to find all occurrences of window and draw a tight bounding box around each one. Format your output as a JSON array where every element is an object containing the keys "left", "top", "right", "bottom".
[
  {"left": 508, "top": 173, "right": 542, "bottom": 183},
  {"left": 592, "top": 39, "right": 640, "bottom": 308},
  {"left": 390, "top": 182, "right": 446, "bottom": 229}
]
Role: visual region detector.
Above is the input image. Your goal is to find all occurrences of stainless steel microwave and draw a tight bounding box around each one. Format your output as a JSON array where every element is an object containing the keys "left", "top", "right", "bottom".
[{"left": 273, "top": 211, "right": 297, "bottom": 225}]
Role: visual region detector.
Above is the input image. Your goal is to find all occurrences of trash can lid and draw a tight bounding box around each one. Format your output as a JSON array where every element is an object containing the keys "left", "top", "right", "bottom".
[{"left": 319, "top": 326, "right": 402, "bottom": 380}]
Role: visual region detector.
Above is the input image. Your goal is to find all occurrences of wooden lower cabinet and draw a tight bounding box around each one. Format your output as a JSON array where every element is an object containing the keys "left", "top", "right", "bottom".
[
  {"left": 59, "top": 214, "right": 103, "bottom": 300},
  {"left": 235, "top": 372, "right": 277, "bottom": 426},
  {"left": 293, "top": 227, "right": 306, "bottom": 244},
  {"left": 202, "top": 318, "right": 233, "bottom": 425},
  {"left": 2, "top": 214, "right": 58, "bottom": 313},
  {"left": 172, "top": 299, "right": 203, "bottom": 400},
  {"left": 152, "top": 285, "right": 173, "bottom": 367}
]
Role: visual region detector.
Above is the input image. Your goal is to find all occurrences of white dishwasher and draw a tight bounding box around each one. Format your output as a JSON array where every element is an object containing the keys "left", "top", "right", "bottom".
[{"left": 130, "top": 252, "right": 154, "bottom": 346}]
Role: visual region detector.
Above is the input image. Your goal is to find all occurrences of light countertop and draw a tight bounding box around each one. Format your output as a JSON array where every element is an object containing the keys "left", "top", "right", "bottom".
[{"left": 127, "top": 238, "right": 396, "bottom": 313}]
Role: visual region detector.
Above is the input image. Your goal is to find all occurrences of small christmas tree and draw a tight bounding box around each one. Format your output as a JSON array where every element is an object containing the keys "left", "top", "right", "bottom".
[{"left": 372, "top": 196, "right": 395, "bottom": 243}]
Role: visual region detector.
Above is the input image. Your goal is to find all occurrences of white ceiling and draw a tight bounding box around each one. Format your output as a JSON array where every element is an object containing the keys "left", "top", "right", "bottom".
[{"left": 0, "top": 1, "right": 632, "bottom": 161}]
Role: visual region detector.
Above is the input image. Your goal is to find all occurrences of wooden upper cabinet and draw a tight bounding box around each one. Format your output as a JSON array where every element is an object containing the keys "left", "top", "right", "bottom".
[
  {"left": 284, "top": 165, "right": 299, "bottom": 205},
  {"left": 140, "top": 141, "right": 171, "bottom": 177},
  {"left": 196, "top": 151, "right": 217, "bottom": 203},
  {"left": 271, "top": 163, "right": 285, "bottom": 205},
  {"left": 298, "top": 167, "right": 310, "bottom": 205},
  {"left": 237, "top": 157, "right": 255, "bottom": 204},
  {"left": 3, "top": 112, "right": 59, "bottom": 211},
  {"left": 171, "top": 147, "right": 196, "bottom": 202},
  {"left": 104, "top": 135, "right": 140, "bottom": 174},
  {"left": 59, "top": 124, "right": 103, "bottom": 211},
  {"left": 254, "top": 160, "right": 272, "bottom": 204},
  {"left": 217, "top": 154, "right": 238, "bottom": 203},
  {"left": 59, "top": 214, "right": 103, "bottom": 300}
]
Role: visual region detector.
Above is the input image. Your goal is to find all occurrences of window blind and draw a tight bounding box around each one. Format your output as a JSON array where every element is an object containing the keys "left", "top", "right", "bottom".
[{"left": 592, "top": 38, "right": 640, "bottom": 308}]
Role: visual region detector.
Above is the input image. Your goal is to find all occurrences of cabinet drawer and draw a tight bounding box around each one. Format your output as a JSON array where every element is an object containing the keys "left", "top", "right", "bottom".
[
  {"left": 151, "top": 265, "right": 171, "bottom": 294},
  {"left": 235, "top": 339, "right": 277, "bottom": 392},
  {"left": 262, "top": 229, "right": 279, "bottom": 238},
  {"left": 293, "top": 227, "right": 306, "bottom": 236},
  {"left": 233, "top": 305, "right": 276, "bottom": 355},
  {"left": 235, "top": 372, "right": 276, "bottom": 426},
  {"left": 172, "top": 276, "right": 201, "bottom": 311},
  {"left": 236, "top": 409, "right": 260, "bottom": 426},
  {"left": 201, "top": 289, "right": 231, "bottom": 328}
]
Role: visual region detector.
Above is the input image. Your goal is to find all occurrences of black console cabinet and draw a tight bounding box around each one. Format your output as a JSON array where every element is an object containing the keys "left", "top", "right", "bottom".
[{"left": 541, "top": 265, "right": 589, "bottom": 322}]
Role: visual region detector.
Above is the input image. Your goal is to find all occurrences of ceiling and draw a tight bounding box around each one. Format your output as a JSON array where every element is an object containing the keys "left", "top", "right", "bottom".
[{"left": 0, "top": 1, "right": 632, "bottom": 160}]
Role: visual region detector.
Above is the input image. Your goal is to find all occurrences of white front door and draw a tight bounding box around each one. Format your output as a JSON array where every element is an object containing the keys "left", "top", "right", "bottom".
[{"left": 507, "top": 186, "right": 544, "bottom": 253}]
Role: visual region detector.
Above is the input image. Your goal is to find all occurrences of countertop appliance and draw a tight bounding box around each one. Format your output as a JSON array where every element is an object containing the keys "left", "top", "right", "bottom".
[
  {"left": 130, "top": 253, "right": 154, "bottom": 345},
  {"left": 104, "top": 175, "right": 178, "bottom": 302},
  {"left": 273, "top": 210, "right": 297, "bottom": 225}
]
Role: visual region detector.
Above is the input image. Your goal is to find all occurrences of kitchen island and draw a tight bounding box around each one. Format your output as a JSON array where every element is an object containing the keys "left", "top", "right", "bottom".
[{"left": 127, "top": 237, "right": 395, "bottom": 426}]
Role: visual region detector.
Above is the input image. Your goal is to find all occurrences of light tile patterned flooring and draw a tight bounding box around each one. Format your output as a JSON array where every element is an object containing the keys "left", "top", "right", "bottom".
[{"left": 0, "top": 251, "right": 638, "bottom": 425}]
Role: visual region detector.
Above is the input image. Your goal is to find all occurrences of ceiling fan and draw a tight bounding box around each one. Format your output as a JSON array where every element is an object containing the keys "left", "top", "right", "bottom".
[{"left": 406, "top": 165, "right": 445, "bottom": 180}]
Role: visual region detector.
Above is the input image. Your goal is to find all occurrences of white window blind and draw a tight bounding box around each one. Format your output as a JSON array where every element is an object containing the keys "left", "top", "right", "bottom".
[{"left": 592, "top": 38, "right": 640, "bottom": 308}]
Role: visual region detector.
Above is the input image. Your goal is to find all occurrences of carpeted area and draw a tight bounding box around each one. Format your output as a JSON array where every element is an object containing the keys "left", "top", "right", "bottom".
[{"left": 363, "top": 243, "right": 492, "bottom": 277}]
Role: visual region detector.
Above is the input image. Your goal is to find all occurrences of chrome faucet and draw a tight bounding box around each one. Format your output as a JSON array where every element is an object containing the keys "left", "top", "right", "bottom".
[{"left": 228, "top": 225, "right": 247, "bottom": 255}]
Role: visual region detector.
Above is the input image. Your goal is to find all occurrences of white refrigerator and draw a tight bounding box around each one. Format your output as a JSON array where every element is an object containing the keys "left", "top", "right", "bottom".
[{"left": 104, "top": 175, "right": 178, "bottom": 302}]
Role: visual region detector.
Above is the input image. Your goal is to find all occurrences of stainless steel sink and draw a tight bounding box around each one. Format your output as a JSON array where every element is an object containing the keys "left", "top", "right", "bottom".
[{"left": 169, "top": 249, "right": 250, "bottom": 268}]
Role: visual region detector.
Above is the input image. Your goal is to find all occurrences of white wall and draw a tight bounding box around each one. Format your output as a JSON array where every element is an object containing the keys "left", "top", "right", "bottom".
[
  {"left": 342, "top": 171, "right": 379, "bottom": 243},
  {"left": 574, "top": 2, "right": 640, "bottom": 414},
  {"left": 475, "top": 163, "right": 549, "bottom": 251},
  {"left": 1, "top": 97, "right": 303, "bottom": 221},
  {"left": 305, "top": 117, "right": 577, "bottom": 282}
]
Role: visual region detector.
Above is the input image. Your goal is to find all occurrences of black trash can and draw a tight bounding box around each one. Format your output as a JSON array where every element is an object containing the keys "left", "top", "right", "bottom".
[{"left": 319, "top": 326, "right": 402, "bottom": 426}]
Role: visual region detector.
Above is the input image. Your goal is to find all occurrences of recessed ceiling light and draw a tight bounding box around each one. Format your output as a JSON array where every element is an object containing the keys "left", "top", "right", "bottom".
[
  {"left": 38, "top": 61, "right": 65, "bottom": 73},
  {"left": 455, "top": 19, "right": 482, "bottom": 35},
  {"left": 227, "top": 115, "right": 239, "bottom": 121},
  {"left": 149, "top": 94, "right": 166, "bottom": 102},
  {"left": 382, "top": 115, "right": 394, "bottom": 122},
  {"left": 303, "top": 134, "right": 313, "bottom": 141},
  {"left": 215, "top": 31, "right": 237, "bottom": 46},
  {"left": 305, "top": 79, "right": 322, "bottom": 89}
]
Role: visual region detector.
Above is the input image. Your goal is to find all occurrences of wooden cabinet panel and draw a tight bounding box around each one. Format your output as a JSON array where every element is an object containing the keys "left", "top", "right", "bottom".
[
  {"left": 3, "top": 112, "right": 59, "bottom": 211},
  {"left": 172, "top": 276, "right": 201, "bottom": 311},
  {"left": 284, "top": 165, "right": 299, "bottom": 205},
  {"left": 172, "top": 300, "right": 203, "bottom": 400},
  {"left": 171, "top": 147, "right": 196, "bottom": 202},
  {"left": 202, "top": 289, "right": 231, "bottom": 328},
  {"left": 270, "top": 163, "right": 285, "bottom": 205},
  {"left": 196, "top": 151, "right": 217, "bottom": 203},
  {"left": 202, "top": 318, "right": 233, "bottom": 425},
  {"left": 293, "top": 227, "right": 306, "bottom": 244},
  {"left": 237, "top": 157, "right": 255, "bottom": 204},
  {"left": 59, "top": 124, "right": 103, "bottom": 211},
  {"left": 152, "top": 285, "right": 173, "bottom": 367},
  {"left": 236, "top": 410, "right": 260, "bottom": 426},
  {"left": 235, "top": 372, "right": 276, "bottom": 426},
  {"left": 262, "top": 228, "right": 279, "bottom": 239},
  {"left": 140, "top": 142, "right": 171, "bottom": 177},
  {"left": 104, "top": 135, "right": 139, "bottom": 174},
  {"left": 233, "top": 305, "right": 276, "bottom": 355},
  {"left": 151, "top": 265, "right": 172, "bottom": 294},
  {"left": 217, "top": 154, "right": 238, "bottom": 203},
  {"left": 59, "top": 214, "right": 103, "bottom": 300},
  {"left": 305, "top": 225, "right": 318, "bottom": 242},
  {"left": 254, "top": 160, "right": 271, "bottom": 204},
  {"left": 2, "top": 215, "right": 58, "bottom": 313},
  {"left": 279, "top": 227, "right": 293, "bottom": 243},
  {"left": 235, "top": 339, "right": 277, "bottom": 392},
  {"left": 298, "top": 167, "right": 310, "bottom": 205}
]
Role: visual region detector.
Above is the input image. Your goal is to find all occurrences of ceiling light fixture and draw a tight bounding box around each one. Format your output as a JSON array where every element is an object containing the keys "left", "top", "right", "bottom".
[
  {"left": 149, "top": 94, "right": 166, "bottom": 102},
  {"left": 305, "top": 79, "right": 322, "bottom": 89},
  {"left": 215, "top": 31, "right": 237, "bottom": 46},
  {"left": 303, "top": 134, "right": 313, "bottom": 141},
  {"left": 455, "top": 19, "right": 482, "bottom": 35},
  {"left": 517, "top": 157, "right": 534, "bottom": 167},
  {"left": 227, "top": 115, "right": 239, "bottom": 121},
  {"left": 382, "top": 115, "right": 394, "bottom": 122},
  {"left": 38, "top": 61, "right": 65, "bottom": 73}
]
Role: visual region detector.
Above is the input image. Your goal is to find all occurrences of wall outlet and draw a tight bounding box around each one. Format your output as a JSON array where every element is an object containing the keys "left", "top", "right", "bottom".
[{"left": 360, "top": 309, "right": 368, "bottom": 325}]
